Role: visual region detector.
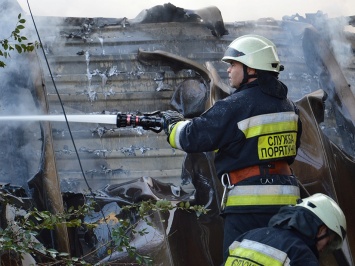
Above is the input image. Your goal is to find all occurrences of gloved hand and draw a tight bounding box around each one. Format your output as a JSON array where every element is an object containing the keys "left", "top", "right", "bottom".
[{"left": 160, "top": 110, "right": 184, "bottom": 135}]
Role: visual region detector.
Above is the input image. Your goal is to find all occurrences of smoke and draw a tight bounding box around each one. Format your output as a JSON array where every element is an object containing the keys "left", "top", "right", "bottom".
[
  {"left": 313, "top": 13, "right": 355, "bottom": 95},
  {"left": 325, "top": 17, "right": 353, "bottom": 68},
  {"left": 299, "top": 11, "right": 355, "bottom": 154},
  {"left": 16, "top": 0, "right": 355, "bottom": 22},
  {"left": 0, "top": 0, "right": 43, "bottom": 190}
]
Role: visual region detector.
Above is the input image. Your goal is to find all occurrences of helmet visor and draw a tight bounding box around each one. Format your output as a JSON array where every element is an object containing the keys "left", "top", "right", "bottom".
[{"left": 222, "top": 47, "right": 245, "bottom": 61}]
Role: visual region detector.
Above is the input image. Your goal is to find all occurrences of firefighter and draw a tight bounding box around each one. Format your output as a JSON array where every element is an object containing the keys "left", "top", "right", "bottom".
[
  {"left": 225, "top": 193, "right": 347, "bottom": 265},
  {"left": 161, "top": 34, "right": 302, "bottom": 260}
]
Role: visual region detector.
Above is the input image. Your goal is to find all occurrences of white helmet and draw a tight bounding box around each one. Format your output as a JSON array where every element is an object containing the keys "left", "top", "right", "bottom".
[
  {"left": 297, "top": 193, "right": 346, "bottom": 250},
  {"left": 221, "top": 34, "right": 283, "bottom": 73}
]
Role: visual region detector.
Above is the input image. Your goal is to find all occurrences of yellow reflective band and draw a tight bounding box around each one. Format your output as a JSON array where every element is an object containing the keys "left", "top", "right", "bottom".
[
  {"left": 241, "top": 120, "right": 298, "bottom": 139},
  {"left": 238, "top": 112, "right": 298, "bottom": 139},
  {"left": 226, "top": 194, "right": 299, "bottom": 206},
  {"left": 226, "top": 239, "right": 290, "bottom": 266},
  {"left": 226, "top": 185, "right": 299, "bottom": 206},
  {"left": 168, "top": 125, "right": 178, "bottom": 148},
  {"left": 168, "top": 120, "right": 190, "bottom": 149},
  {"left": 258, "top": 132, "right": 297, "bottom": 160},
  {"left": 228, "top": 185, "right": 300, "bottom": 196}
]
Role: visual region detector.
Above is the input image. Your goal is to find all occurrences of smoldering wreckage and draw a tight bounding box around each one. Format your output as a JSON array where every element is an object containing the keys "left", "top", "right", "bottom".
[{"left": 0, "top": 0, "right": 355, "bottom": 265}]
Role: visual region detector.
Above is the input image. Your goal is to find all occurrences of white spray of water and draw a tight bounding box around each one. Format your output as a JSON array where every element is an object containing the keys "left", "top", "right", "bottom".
[{"left": 0, "top": 114, "right": 118, "bottom": 124}]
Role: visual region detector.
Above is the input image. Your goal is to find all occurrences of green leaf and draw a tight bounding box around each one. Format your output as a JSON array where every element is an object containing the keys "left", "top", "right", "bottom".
[
  {"left": 19, "top": 19, "right": 26, "bottom": 24},
  {"left": 17, "top": 25, "right": 25, "bottom": 30},
  {"left": 18, "top": 13, "right": 21, "bottom": 19}
]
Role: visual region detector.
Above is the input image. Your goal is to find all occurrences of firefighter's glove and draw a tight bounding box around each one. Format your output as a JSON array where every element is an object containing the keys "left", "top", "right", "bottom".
[{"left": 160, "top": 110, "right": 184, "bottom": 136}]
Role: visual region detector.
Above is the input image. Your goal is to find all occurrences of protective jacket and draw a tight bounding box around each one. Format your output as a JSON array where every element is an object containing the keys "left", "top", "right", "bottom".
[
  {"left": 225, "top": 207, "right": 323, "bottom": 266},
  {"left": 225, "top": 228, "right": 319, "bottom": 266},
  {"left": 169, "top": 77, "right": 302, "bottom": 212}
]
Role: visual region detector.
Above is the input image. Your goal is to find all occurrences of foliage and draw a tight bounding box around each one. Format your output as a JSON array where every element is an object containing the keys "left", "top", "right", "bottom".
[
  {"left": 0, "top": 201, "right": 93, "bottom": 265},
  {"left": 0, "top": 195, "right": 208, "bottom": 266},
  {"left": 0, "top": 13, "right": 40, "bottom": 68}
]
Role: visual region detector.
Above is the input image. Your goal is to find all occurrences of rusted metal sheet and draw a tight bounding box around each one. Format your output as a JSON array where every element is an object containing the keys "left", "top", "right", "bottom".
[{"left": 293, "top": 90, "right": 355, "bottom": 265}]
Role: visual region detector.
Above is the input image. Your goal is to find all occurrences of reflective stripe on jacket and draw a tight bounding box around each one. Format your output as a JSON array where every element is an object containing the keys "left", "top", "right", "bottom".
[
  {"left": 169, "top": 120, "right": 190, "bottom": 149},
  {"left": 226, "top": 184, "right": 300, "bottom": 207},
  {"left": 225, "top": 239, "right": 291, "bottom": 266}
]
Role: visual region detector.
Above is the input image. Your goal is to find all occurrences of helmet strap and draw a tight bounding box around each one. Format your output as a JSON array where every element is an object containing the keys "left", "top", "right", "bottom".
[
  {"left": 315, "top": 227, "right": 330, "bottom": 243},
  {"left": 241, "top": 64, "right": 257, "bottom": 86},
  {"left": 315, "top": 232, "right": 329, "bottom": 242}
]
